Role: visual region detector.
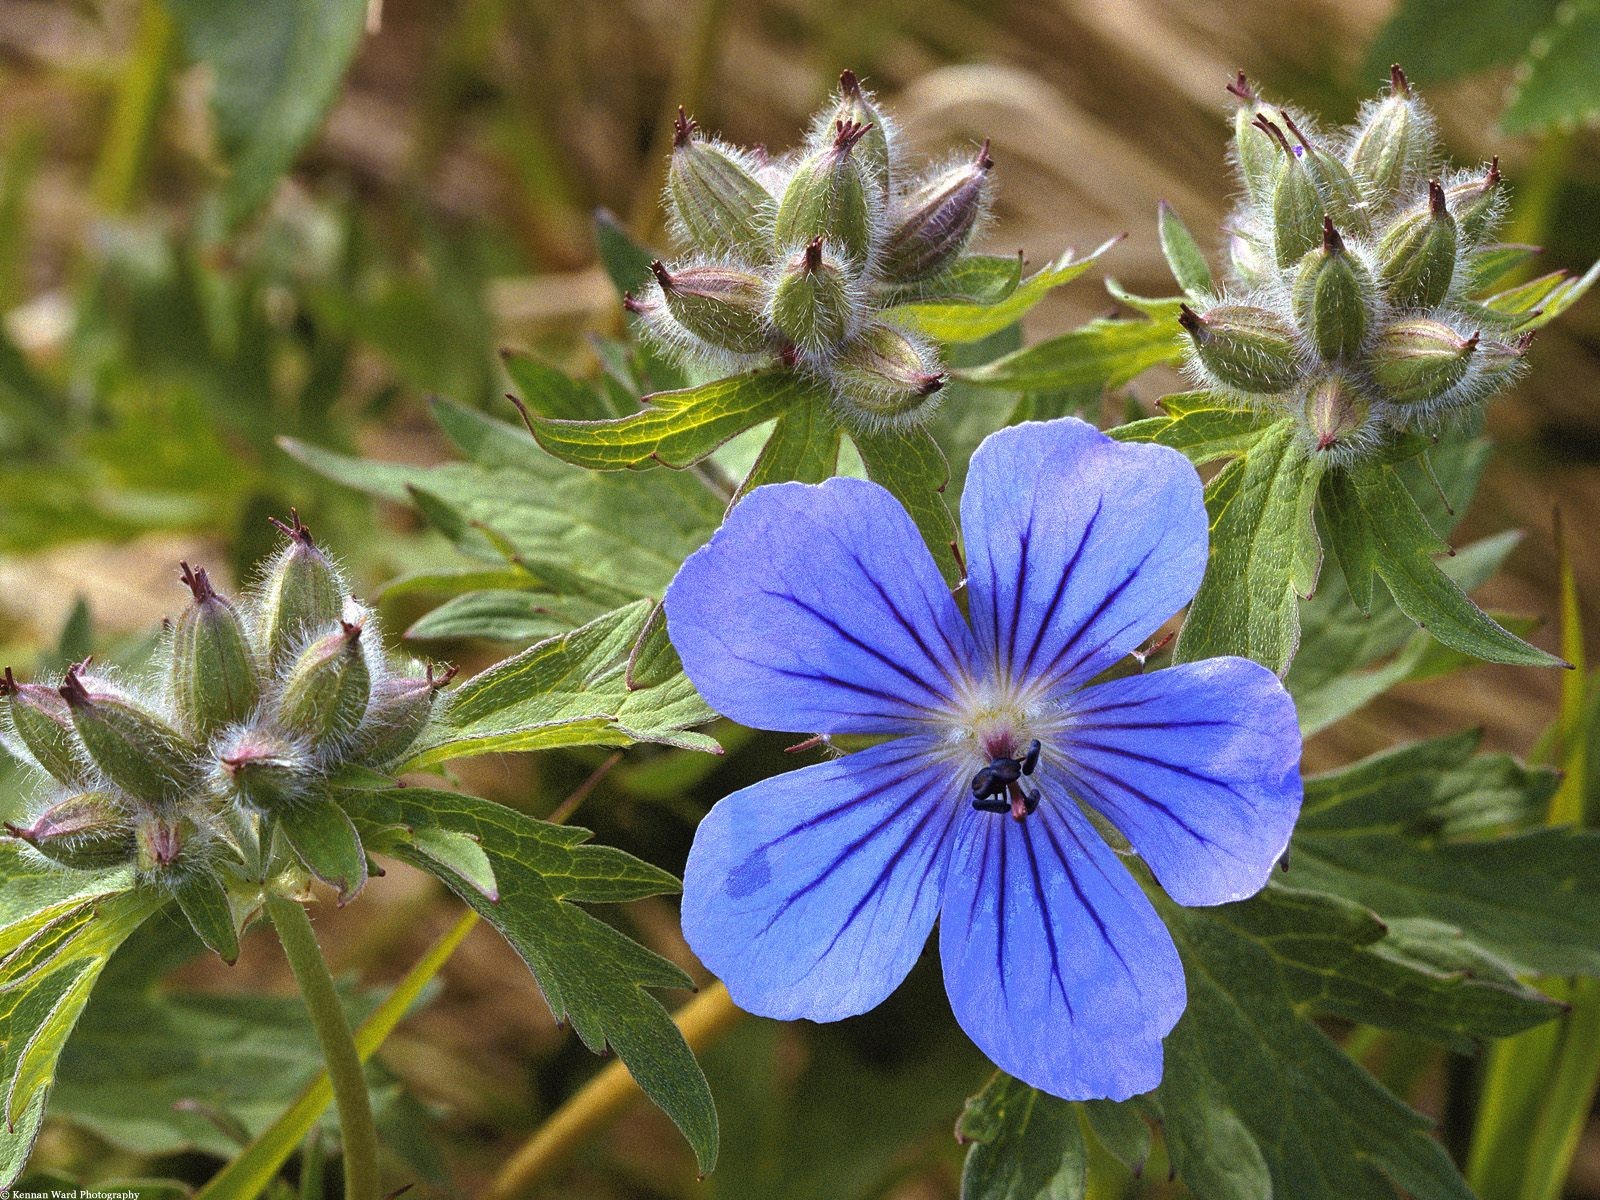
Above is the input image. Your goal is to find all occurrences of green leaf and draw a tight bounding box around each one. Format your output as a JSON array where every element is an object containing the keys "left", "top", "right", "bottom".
[
  {"left": 407, "top": 827, "right": 498, "bottom": 902},
  {"left": 346, "top": 785, "right": 718, "bottom": 1173},
  {"left": 1502, "top": 0, "right": 1600, "bottom": 132},
  {"left": 1510, "top": 259, "right": 1600, "bottom": 330},
  {"left": 404, "top": 589, "right": 593, "bottom": 644},
  {"left": 172, "top": 872, "right": 240, "bottom": 964},
  {"left": 275, "top": 801, "right": 368, "bottom": 905},
  {"left": 957, "top": 1073, "right": 1085, "bottom": 1200},
  {"left": 165, "top": 0, "right": 368, "bottom": 226},
  {"left": 1174, "top": 417, "right": 1324, "bottom": 673},
  {"left": 953, "top": 306, "right": 1184, "bottom": 393},
  {"left": 594, "top": 207, "right": 657, "bottom": 295},
  {"left": 888, "top": 238, "right": 1118, "bottom": 343},
  {"left": 530, "top": 370, "right": 811, "bottom": 471},
  {"left": 849, "top": 423, "right": 961, "bottom": 585},
  {"left": 1343, "top": 461, "right": 1562, "bottom": 667},
  {"left": 405, "top": 599, "right": 718, "bottom": 768},
  {"left": 1158, "top": 202, "right": 1213, "bottom": 297},
  {"left": 1467, "top": 243, "right": 1545, "bottom": 290},
  {"left": 878, "top": 253, "right": 1024, "bottom": 306},
  {"left": 735, "top": 393, "right": 842, "bottom": 497},
  {"left": 501, "top": 350, "right": 617, "bottom": 422},
  {"left": 1112, "top": 391, "right": 1272, "bottom": 465},
  {"left": 1079, "top": 1099, "right": 1150, "bottom": 1176}
]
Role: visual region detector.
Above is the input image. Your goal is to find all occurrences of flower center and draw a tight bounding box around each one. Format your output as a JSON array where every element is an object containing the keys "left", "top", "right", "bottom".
[{"left": 970, "top": 738, "right": 1042, "bottom": 822}]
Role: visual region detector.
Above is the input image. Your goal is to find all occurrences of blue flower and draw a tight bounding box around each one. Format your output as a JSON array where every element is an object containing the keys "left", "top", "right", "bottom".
[{"left": 664, "top": 417, "right": 1302, "bottom": 1100}]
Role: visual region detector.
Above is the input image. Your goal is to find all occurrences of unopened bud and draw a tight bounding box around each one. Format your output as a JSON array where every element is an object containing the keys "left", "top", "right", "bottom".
[
  {"left": 60, "top": 667, "right": 197, "bottom": 807},
  {"left": 134, "top": 809, "right": 190, "bottom": 877},
  {"left": 171, "top": 564, "right": 261, "bottom": 742},
  {"left": 5, "top": 790, "right": 132, "bottom": 871},
  {"left": 214, "top": 726, "right": 312, "bottom": 813},
  {"left": 1370, "top": 318, "right": 1478, "bottom": 407},
  {"left": 1442, "top": 158, "right": 1503, "bottom": 244},
  {"left": 1292, "top": 219, "right": 1376, "bottom": 361},
  {"left": 2, "top": 667, "right": 88, "bottom": 785},
  {"left": 880, "top": 141, "right": 993, "bottom": 281},
  {"left": 652, "top": 260, "right": 772, "bottom": 355},
  {"left": 1255, "top": 116, "right": 1323, "bottom": 267},
  {"left": 832, "top": 321, "right": 944, "bottom": 421},
  {"left": 259, "top": 512, "right": 346, "bottom": 669},
  {"left": 1300, "top": 372, "right": 1373, "bottom": 458},
  {"left": 770, "top": 237, "right": 856, "bottom": 355},
  {"left": 1477, "top": 331, "right": 1532, "bottom": 384},
  {"left": 1278, "top": 111, "right": 1369, "bottom": 236},
  {"left": 350, "top": 664, "right": 456, "bottom": 768},
  {"left": 1378, "top": 181, "right": 1459, "bottom": 309},
  {"left": 666, "top": 108, "right": 777, "bottom": 261},
  {"left": 1346, "top": 66, "right": 1435, "bottom": 202},
  {"left": 277, "top": 621, "right": 372, "bottom": 751},
  {"left": 1227, "top": 74, "right": 1277, "bottom": 204},
  {"left": 774, "top": 120, "right": 878, "bottom": 266},
  {"left": 817, "top": 71, "right": 893, "bottom": 191},
  {"left": 1179, "top": 303, "right": 1302, "bottom": 394}
]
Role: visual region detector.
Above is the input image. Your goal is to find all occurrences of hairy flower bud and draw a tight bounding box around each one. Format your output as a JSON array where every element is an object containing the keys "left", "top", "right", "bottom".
[
  {"left": 259, "top": 512, "right": 346, "bottom": 669},
  {"left": 277, "top": 621, "right": 372, "bottom": 751},
  {"left": 1346, "top": 66, "right": 1435, "bottom": 202},
  {"left": 1370, "top": 318, "right": 1478, "bottom": 407},
  {"left": 880, "top": 140, "right": 993, "bottom": 281},
  {"left": 1477, "top": 331, "right": 1533, "bottom": 384},
  {"left": 5, "top": 790, "right": 132, "bottom": 871},
  {"left": 1378, "top": 181, "right": 1459, "bottom": 309},
  {"left": 1292, "top": 219, "right": 1376, "bottom": 361},
  {"left": 652, "top": 260, "right": 772, "bottom": 355},
  {"left": 60, "top": 667, "right": 197, "bottom": 807},
  {"left": 775, "top": 119, "right": 878, "bottom": 266},
  {"left": 1179, "top": 303, "right": 1302, "bottom": 394},
  {"left": 170, "top": 564, "right": 261, "bottom": 742},
  {"left": 1255, "top": 117, "right": 1323, "bottom": 268},
  {"left": 133, "top": 809, "right": 191, "bottom": 878},
  {"left": 350, "top": 664, "right": 456, "bottom": 768},
  {"left": 2, "top": 667, "right": 88, "bottom": 785},
  {"left": 214, "top": 726, "right": 312, "bottom": 813},
  {"left": 770, "top": 237, "right": 856, "bottom": 355},
  {"left": 1442, "top": 158, "right": 1504, "bottom": 245},
  {"left": 666, "top": 108, "right": 776, "bottom": 261},
  {"left": 832, "top": 321, "right": 944, "bottom": 420},
  {"left": 1227, "top": 74, "right": 1277, "bottom": 204},
  {"left": 1300, "top": 372, "right": 1374, "bottom": 458},
  {"left": 815, "top": 70, "right": 893, "bottom": 191},
  {"left": 1277, "top": 111, "right": 1368, "bottom": 236}
]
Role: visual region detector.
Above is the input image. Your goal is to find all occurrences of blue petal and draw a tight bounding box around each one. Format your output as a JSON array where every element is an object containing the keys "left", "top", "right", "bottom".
[
  {"left": 960, "top": 419, "right": 1207, "bottom": 693},
  {"left": 665, "top": 479, "right": 979, "bottom": 735},
  {"left": 1061, "top": 658, "right": 1303, "bottom": 907},
  {"left": 938, "top": 796, "right": 1185, "bottom": 1101},
  {"left": 682, "top": 738, "right": 963, "bottom": 1021}
]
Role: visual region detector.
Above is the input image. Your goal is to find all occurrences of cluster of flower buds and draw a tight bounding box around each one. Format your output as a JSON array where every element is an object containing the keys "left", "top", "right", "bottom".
[
  {"left": 1178, "top": 67, "right": 1530, "bottom": 462},
  {"left": 626, "top": 70, "right": 995, "bottom": 426},
  {"left": 1, "top": 514, "right": 452, "bottom": 909}
]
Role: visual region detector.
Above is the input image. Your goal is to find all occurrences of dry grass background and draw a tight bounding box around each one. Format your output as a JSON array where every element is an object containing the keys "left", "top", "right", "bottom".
[{"left": 1, "top": 0, "right": 1597, "bottom": 1194}]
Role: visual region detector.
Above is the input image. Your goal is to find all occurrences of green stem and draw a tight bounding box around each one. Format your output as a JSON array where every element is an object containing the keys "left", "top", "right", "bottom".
[{"left": 267, "top": 895, "right": 381, "bottom": 1200}]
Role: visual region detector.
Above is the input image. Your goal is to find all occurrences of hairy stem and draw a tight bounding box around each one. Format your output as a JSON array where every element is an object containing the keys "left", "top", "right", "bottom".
[{"left": 267, "top": 895, "right": 381, "bottom": 1200}]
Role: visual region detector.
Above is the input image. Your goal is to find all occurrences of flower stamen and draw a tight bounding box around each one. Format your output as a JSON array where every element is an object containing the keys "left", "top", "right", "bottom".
[{"left": 970, "top": 738, "right": 1042, "bottom": 821}]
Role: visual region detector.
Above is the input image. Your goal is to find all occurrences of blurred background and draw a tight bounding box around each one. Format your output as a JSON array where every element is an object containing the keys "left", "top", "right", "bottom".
[{"left": 0, "top": 0, "right": 1596, "bottom": 1195}]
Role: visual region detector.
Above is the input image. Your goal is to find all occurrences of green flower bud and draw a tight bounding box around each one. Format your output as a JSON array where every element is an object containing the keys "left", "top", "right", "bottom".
[
  {"left": 214, "top": 726, "right": 313, "bottom": 813},
  {"left": 133, "top": 809, "right": 194, "bottom": 879},
  {"left": 1476, "top": 331, "right": 1533, "bottom": 384},
  {"left": 259, "top": 512, "right": 346, "bottom": 670},
  {"left": 832, "top": 321, "right": 944, "bottom": 421},
  {"left": 814, "top": 70, "right": 893, "bottom": 192},
  {"left": 652, "top": 260, "right": 772, "bottom": 356},
  {"left": 1378, "top": 181, "right": 1458, "bottom": 309},
  {"left": 1179, "top": 302, "right": 1302, "bottom": 394},
  {"left": 880, "top": 140, "right": 993, "bottom": 281},
  {"left": 770, "top": 237, "right": 856, "bottom": 356},
  {"left": 666, "top": 108, "right": 776, "bottom": 261},
  {"left": 170, "top": 564, "right": 261, "bottom": 742},
  {"left": 1300, "top": 371, "right": 1374, "bottom": 459},
  {"left": 1255, "top": 116, "right": 1323, "bottom": 268},
  {"left": 277, "top": 620, "right": 371, "bottom": 751},
  {"left": 2, "top": 667, "right": 88, "bottom": 785},
  {"left": 60, "top": 667, "right": 197, "bottom": 807},
  {"left": 350, "top": 664, "right": 456, "bottom": 768},
  {"left": 1227, "top": 74, "right": 1277, "bottom": 204},
  {"left": 1345, "top": 66, "right": 1435, "bottom": 203},
  {"left": 1370, "top": 317, "right": 1477, "bottom": 407},
  {"left": 1292, "top": 219, "right": 1375, "bottom": 361},
  {"left": 774, "top": 119, "right": 878, "bottom": 267},
  {"left": 5, "top": 790, "right": 132, "bottom": 872},
  {"left": 1277, "top": 111, "right": 1369, "bottom": 236},
  {"left": 1442, "top": 158, "right": 1504, "bottom": 245}
]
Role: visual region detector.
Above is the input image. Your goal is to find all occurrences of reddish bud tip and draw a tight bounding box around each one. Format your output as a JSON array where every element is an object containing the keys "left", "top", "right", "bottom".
[
  {"left": 427, "top": 663, "right": 460, "bottom": 690},
  {"left": 622, "top": 292, "right": 647, "bottom": 314},
  {"left": 1390, "top": 64, "right": 1410, "bottom": 96},
  {"left": 672, "top": 106, "right": 697, "bottom": 148},
  {"left": 833, "top": 118, "right": 871, "bottom": 153},
  {"left": 650, "top": 259, "right": 675, "bottom": 290},
  {"left": 839, "top": 68, "right": 862, "bottom": 98},
  {"left": 1486, "top": 155, "right": 1502, "bottom": 188},
  {"left": 1177, "top": 303, "right": 1206, "bottom": 336},
  {"left": 918, "top": 373, "right": 946, "bottom": 397},
  {"left": 779, "top": 343, "right": 800, "bottom": 368},
  {"left": 339, "top": 619, "right": 364, "bottom": 644},
  {"left": 1278, "top": 110, "right": 1312, "bottom": 150},
  {"left": 1226, "top": 71, "right": 1256, "bottom": 103},
  {"left": 803, "top": 236, "right": 824, "bottom": 273},
  {"left": 179, "top": 562, "right": 217, "bottom": 603},
  {"left": 1514, "top": 330, "right": 1538, "bottom": 352},
  {"left": 975, "top": 136, "right": 993, "bottom": 171},
  {"left": 1251, "top": 114, "right": 1291, "bottom": 155},
  {"left": 59, "top": 668, "right": 90, "bottom": 708},
  {"left": 0, "top": 667, "right": 16, "bottom": 697},
  {"left": 268, "top": 508, "right": 315, "bottom": 547},
  {"left": 1322, "top": 217, "right": 1345, "bottom": 255},
  {"left": 1428, "top": 179, "right": 1448, "bottom": 216},
  {"left": 1463, "top": 330, "right": 1481, "bottom": 352}
]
